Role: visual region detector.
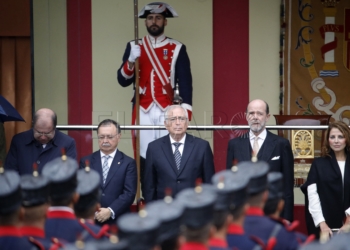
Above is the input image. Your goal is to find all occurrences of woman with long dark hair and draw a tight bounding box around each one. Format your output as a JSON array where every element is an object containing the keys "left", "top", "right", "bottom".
[{"left": 302, "top": 120, "right": 350, "bottom": 237}]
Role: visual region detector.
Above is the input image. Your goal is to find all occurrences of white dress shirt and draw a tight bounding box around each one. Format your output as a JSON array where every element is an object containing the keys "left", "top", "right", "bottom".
[
  {"left": 100, "top": 149, "right": 117, "bottom": 171},
  {"left": 249, "top": 129, "right": 267, "bottom": 149},
  {"left": 169, "top": 134, "right": 186, "bottom": 156}
]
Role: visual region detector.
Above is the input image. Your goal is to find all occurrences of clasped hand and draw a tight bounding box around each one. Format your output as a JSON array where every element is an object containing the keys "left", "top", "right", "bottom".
[
  {"left": 95, "top": 207, "right": 111, "bottom": 223},
  {"left": 339, "top": 216, "right": 350, "bottom": 233}
]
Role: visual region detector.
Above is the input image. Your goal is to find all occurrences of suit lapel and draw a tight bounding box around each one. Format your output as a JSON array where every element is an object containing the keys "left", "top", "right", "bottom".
[
  {"left": 161, "top": 135, "right": 178, "bottom": 175},
  {"left": 240, "top": 133, "right": 251, "bottom": 161},
  {"left": 104, "top": 150, "right": 123, "bottom": 187},
  {"left": 90, "top": 151, "right": 104, "bottom": 189},
  {"left": 178, "top": 134, "right": 195, "bottom": 176},
  {"left": 259, "top": 131, "right": 276, "bottom": 162}
]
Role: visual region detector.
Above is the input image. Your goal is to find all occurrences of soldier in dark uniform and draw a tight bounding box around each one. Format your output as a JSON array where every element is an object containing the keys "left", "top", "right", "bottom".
[
  {"left": 61, "top": 237, "right": 130, "bottom": 250},
  {"left": 319, "top": 230, "right": 350, "bottom": 250},
  {"left": 297, "top": 242, "right": 327, "bottom": 250},
  {"left": 264, "top": 172, "right": 315, "bottom": 246},
  {"left": 87, "top": 239, "right": 130, "bottom": 250},
  {"left": 20, "top": 165, "right": 64, "bottom": 249},
  {"left": 43, "top": 154, "right": 108, "bottom": 242},
  {"left": 74, "top": 162, "right": 110, "bottom": 238},
  {"left": 214, "top": 168, "right": 262, "bottom": 250},
  {"left": 207, "top": 171, "right": 252, "bottom": 250},
  {"left": 176, "top": 185, "right": 217, "bottom": 250},
  {"left": 118, "top": 208, "right": 161, "bottom": 250},
  {"left": 145, "top": 190, "right": 185, "bottom": 250},
  {"left": 241, "top": 160, "right": 300, "bottom": 250},
  {"left": 263, "top": 172, "right": 285, "bottom": 218},
  {"left": 0, "top": 167, "right": 40, "bottom": 249}
]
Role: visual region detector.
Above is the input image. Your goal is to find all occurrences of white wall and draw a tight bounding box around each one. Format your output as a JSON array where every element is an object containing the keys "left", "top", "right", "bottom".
[
  {"left": 91, "top": 0, "right": 213, "bottom": 155},
  {"left": 249, "top": 0, "right": 281, "bottom": 126},
  {"left": 33, "top": 0, "right": 282, "bottom": 152},
  {"left": 33, "top": 0, "right": 68, "bottom": 124}
]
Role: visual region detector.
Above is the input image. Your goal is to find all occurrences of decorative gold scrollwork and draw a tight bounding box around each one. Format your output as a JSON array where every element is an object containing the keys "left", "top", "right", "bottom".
[{"left": 292, "top": 130, "right": 314, "bottom": 159}]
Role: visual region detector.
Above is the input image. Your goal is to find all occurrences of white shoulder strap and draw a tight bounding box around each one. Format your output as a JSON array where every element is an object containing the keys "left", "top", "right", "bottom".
[{"left": 142, "top": 35, "right": 170, "bottom": 87}]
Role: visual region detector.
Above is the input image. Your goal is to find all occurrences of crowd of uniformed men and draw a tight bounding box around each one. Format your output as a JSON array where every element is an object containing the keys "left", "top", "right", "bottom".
[{"left": 2, "top": 150, "right": 349, "bottom": 250}]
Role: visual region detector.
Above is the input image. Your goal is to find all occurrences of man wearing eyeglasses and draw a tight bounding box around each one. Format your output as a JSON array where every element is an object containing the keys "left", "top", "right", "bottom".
[
  {"left": 117, "top": 2, "right": 193, "bottom": 184},
  {"left": 142, "top": 105, "right": 215, "bottom": 202},
  {"left": 4, "top": 108, "right": 77, "bottom": 175},
  {"left": 79, "top": 119, "right": 137, "bottom": 225}
]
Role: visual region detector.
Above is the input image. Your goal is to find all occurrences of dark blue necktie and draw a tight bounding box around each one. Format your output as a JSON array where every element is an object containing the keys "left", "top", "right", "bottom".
[{"left": 173, "top": 142, "right": 182, "bottom": 170}]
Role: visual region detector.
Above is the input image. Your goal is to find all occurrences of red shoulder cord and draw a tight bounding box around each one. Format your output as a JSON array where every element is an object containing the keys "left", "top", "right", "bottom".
[{"left": 78, "top": 220, "right": 111, "bottom": 239}]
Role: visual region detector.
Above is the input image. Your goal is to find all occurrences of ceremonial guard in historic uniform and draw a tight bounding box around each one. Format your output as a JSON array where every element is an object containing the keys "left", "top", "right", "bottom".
[
  {"left": 43, "top": 155, "right": 108, "bottom": 242},
  {"left": 176, "top": 185, "right": 217, "bottom": 250},
  {"left": 60, "top": 237, "right": 129, "bottom": 250},
  {"left": 74, "top": 164, "right": 111, "bottom": 236},
  {"left": 0, "top": 167, "right": 41, "bottom": 249},
  {"left": 208, "top": 171, "right": 251, "bottom": 250},
  {"left": 213, "top": 168, "right": 263, "bottom": 250},
  {"left": 145, "top": 190, "right": 185, "bottom": 250},
  {"left": 20, "top": 165, "right": 64, "bottom": 249},
  {"left": 241, "top": 160, "right": 300, "bottom": 250},
  {"left": 264, "top": 172, "right": 315, "bottom": 246},
  {"left": 84, "top": 239, "right": 129, "bottom": 250},
  {"left": 118, "top": 208, "right": 161, "bottom": 250},
  {"left": 202, "top": 181, "right": 229, "bottom": 250},
  {"left": 117, "top": 2, "right": 193, "bottom": 168}
]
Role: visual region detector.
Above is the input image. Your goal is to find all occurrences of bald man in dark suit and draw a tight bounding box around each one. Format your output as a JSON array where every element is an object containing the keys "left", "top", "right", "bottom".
[{"left": 226, "top": 99, "right": 294, "bottom": 222}]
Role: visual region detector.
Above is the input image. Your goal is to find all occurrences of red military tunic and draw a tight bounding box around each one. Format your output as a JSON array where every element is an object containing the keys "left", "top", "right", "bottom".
[
  {"left": 119, "top": 34, "right": 193, "bottom": 117},
  {"left": 118, "top": 33, "right": 193, "bottom": 158}
]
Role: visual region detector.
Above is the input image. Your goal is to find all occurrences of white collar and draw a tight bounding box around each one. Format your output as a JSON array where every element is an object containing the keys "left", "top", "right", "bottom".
[
  {"left": 100, "top": 149, "right": 117, "bottom": 158},
  {"left": 249, "top": 129, "right": 267, "bottom": 140},
  {"left": 148, "top": 34, "right": 166, "bottom": 45},
  {"left": 169, "top": 134, "right": 186, "bottom": 145}
]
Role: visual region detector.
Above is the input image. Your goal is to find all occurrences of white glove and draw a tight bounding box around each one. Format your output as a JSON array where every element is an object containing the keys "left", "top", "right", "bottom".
[{"left": 128, "top": 45, "right": 141, "bottom": 63}]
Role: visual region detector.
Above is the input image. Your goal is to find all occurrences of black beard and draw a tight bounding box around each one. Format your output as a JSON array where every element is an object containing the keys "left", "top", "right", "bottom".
[{"left": 147, "top": 25, "right": 165, "bottom": 37}]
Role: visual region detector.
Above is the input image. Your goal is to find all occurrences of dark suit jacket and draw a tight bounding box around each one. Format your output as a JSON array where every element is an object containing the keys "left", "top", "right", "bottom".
[
  {"left": 142, "top": 133, "right": 215, "bottom": 202},
  {"left": 5, "top": 129, "right": 77, "bottom": 175},
  {"left": 79, "top": 150, "right": 137, "bottom": 224},
  {"left": 301, "top": 151, "right": 350, "bottom": 237},
  {"left": 226, "top": 130, "right": 294, "bottom": 221}
]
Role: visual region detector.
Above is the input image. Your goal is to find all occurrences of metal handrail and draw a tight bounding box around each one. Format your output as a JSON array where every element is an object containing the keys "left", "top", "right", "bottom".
[{"left": 56, "top": 125, "right": 332, "bottom": 131}]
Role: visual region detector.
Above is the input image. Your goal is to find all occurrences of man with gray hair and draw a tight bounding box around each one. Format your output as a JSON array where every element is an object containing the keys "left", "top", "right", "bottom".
[
  {"left": 79, "top": 119, "right": 137, "bottom": 225},
  {"left": 142, "top": 105, "right": 215, "bottom": 202}
]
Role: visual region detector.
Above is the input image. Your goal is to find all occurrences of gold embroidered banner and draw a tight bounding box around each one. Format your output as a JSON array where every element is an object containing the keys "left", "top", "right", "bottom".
[{"left": 283, "top": 0, "right": 350, "bottom": 124}]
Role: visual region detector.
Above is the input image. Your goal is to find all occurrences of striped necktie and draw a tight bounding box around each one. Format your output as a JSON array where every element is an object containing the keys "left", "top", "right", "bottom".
[
  {"left": 173, "top": 142, "right": 182, "bottom": 170},
  {"left": 102, "top": 155, "right": 110, "bottom": 183}
]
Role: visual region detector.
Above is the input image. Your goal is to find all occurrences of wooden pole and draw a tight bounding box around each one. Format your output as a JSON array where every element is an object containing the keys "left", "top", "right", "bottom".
[{"left": 133, "top": 0, "right": 141, "bottom": 201}]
